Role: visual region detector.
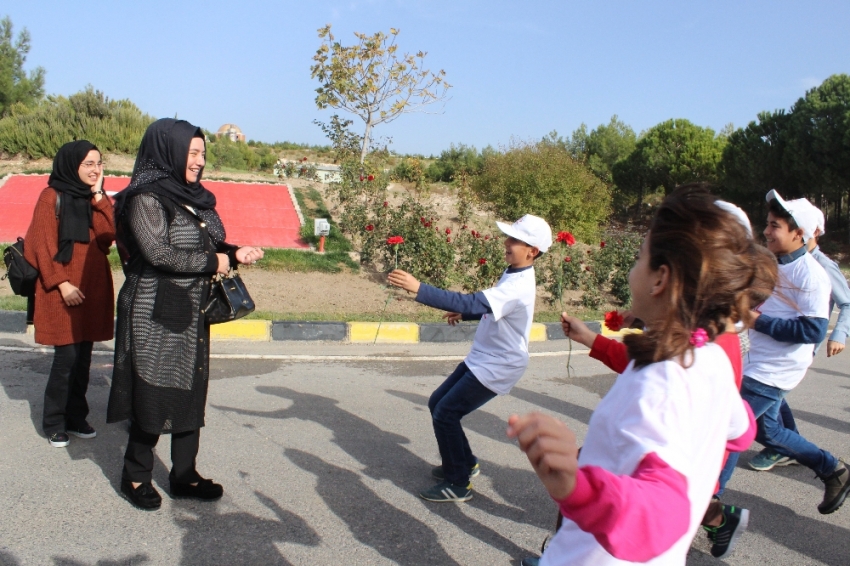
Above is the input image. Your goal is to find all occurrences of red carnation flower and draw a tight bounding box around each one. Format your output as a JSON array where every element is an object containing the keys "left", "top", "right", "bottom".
[
  {"left": 445, "top": 227, "right": 451, "bottom": 235},
  {"left": 564, "top": 256, "right": 571, "bottom": 262},
  {"left": 556, "top": 231, "right": 576, "bottom": 246},
  {"left": 368, "top": 174, "right": 375, "bottom": 181},
  {"left": 478, "top": 258, "right": 486, "bottom": 265},
  {"left": 600, "top": 241, "right": 606, "bottom": 248},
  {"left": 604, "top": 310, "right": 624, "bottom": 332},
  {"left": 386, "top": 236, "right": 404, "bottom": 245},
  {"left": 365, "top": 224, "right": 374, "bottom": 232}
]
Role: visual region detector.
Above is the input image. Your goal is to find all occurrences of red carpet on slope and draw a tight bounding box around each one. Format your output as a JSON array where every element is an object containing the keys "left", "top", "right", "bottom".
[{"left": 0, "top": 175, "right": 308, "bottom": 249}]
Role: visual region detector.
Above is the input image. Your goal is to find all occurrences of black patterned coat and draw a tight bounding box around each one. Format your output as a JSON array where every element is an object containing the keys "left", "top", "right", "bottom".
[{"left": 107, "top": 193, "right": 235, "bottom": 434}]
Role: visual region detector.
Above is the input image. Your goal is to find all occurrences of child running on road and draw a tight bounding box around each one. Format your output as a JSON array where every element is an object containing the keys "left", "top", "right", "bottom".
[
  {"left": 388, "top": 214, "right": 552, "bottom": 502},
  {"left": 508, "top": 185, "right": 774, "bottom": 565},
  {"left": 716, "top": 190, "right": 850, "bottom": 514}
]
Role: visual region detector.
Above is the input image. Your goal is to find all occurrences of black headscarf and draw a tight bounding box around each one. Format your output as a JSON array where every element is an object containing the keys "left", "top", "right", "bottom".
[
  {"left": 49, "top": 140, "right": 99, "bottom": 263},
  {"left": 114, "top": 118, "right": 216, "bottom": 221}
]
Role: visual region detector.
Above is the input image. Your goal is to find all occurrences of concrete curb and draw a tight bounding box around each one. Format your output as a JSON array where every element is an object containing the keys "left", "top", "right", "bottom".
[
  {"left": 0, "top": 310, "right": 608, "bottom": 343},
  {"left": 0, "top": 310, "right": 26, "bottom": 333}
]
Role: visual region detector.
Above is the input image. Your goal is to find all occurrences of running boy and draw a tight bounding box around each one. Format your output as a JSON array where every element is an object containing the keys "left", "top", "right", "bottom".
[
  {"left": 387, "top": 214, "right": 552, "bottom": 502},
  {"left": 749, "top": 200, "right": 850, "bottom": 471},
  {"left": 718, "top": 190, "right": 850, "bottom": 514}
]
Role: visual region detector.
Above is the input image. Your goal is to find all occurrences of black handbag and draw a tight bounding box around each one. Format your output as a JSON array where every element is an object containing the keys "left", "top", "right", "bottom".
[{"left": 203, "top": 269, "right": 255, "bottom": 324}]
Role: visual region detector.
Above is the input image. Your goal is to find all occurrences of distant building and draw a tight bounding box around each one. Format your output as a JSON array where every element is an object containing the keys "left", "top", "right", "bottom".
[
  {"left": 216, "top": 124, "right": 246, "bottom": 142},
  {"left": 315, "top": 164, "right": 341, "bottom": 184}
]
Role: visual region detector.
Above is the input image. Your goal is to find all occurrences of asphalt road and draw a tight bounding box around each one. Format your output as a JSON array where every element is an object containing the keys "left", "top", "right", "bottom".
[{"left": 1, "top": 333, "right": 848, "bottom": 565}]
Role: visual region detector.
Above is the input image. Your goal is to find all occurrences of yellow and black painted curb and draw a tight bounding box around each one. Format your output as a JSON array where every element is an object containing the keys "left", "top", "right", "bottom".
[{"left": 4, "top": 310, "right": 606, "bottom": 343}]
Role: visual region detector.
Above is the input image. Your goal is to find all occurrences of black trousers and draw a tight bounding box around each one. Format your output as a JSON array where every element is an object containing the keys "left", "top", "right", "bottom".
[
  {"left": 122, "top": 421, "right": 201, "bottom": 484},
  {"left": 43, "top": 341, "right": 93, "bottom": 435}
]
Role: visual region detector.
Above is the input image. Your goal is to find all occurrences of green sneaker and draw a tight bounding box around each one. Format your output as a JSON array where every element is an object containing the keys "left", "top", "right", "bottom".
[
  {"left": 748, "top": 448, "right": 796, "bottom": 471},
  {"left": 419, "top": 480, "right": 473, "bottom": 502},
  {"left": 431, "top": 462, "right": 480, "bottom": 480}
]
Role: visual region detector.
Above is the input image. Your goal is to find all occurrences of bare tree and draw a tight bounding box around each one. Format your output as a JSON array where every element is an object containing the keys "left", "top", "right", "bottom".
[{"left": 311, "top": 25, "right": 451, "bottom": 163}]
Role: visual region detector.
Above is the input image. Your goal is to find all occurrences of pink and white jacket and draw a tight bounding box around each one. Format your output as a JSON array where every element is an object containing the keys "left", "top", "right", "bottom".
[{"left": 540, "top": 342, "right": 756, "bottom": 565}]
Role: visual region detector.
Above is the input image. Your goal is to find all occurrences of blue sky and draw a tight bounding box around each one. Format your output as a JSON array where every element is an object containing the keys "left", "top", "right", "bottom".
[{"left": 6, "top": 1, "right": 849, "bottom": 156}]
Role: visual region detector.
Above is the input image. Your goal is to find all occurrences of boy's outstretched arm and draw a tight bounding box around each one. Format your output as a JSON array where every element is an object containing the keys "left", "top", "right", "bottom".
[{"left": 388, "top": 269, "right": 492, "bottom": 318}]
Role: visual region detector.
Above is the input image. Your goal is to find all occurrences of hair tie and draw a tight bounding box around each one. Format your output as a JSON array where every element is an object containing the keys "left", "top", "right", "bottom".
[{"left": 689, "top": 328, "right": 709, "bottom": 348}]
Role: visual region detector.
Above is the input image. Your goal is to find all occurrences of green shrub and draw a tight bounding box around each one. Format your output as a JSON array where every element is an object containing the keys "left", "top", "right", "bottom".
[
  {"left": 0, "top": 87, "right": 155, "bottom": 158},
  {"left": 471, "top": 140, "right": 611, "bottom": 241}
]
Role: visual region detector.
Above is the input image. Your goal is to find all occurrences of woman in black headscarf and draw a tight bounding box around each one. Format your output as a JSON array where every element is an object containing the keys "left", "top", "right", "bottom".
[
  {"left": 24, "top": 140, "right": 115, "bottom": 448},
  {"left": 107, "top": 119, "right": 263, "bottom": 510}
]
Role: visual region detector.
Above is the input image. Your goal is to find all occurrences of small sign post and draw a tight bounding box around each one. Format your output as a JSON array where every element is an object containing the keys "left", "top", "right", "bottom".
[{"left": 314, "top": 219, "right": 331, "bottom": 253}]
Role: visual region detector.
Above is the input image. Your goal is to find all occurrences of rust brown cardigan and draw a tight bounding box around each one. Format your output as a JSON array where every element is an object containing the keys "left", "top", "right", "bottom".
[{"left": 24, "top": 188, "right": 115, "bottom": 346}]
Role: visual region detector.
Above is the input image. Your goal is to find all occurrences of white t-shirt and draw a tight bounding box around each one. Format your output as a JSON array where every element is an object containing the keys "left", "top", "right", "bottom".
[
  {"left": 541, "top": 344, "right": 750, "bottom": 565},
  {"left": 464, "top": 267, "right": 536, "bottom": 395},
  {"left": 745, "top": 252, "right": 830, "bottom": 390}
]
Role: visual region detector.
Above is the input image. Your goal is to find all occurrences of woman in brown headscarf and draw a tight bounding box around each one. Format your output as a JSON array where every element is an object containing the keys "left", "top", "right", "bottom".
[{"left": 24, "top": 140, "right": 115, "bottom": 448}]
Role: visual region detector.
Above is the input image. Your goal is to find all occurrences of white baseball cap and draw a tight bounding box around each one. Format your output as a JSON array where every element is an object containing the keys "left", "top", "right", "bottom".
[
  {"left": 715, "top": 200, "right": 753, "bottom": 237},
  {"left": 812, "top": 204, "right": 825, "bottom": 237},
  {"left": 765, "top": 189, "right": 820, "bottom": 241},
  {"left": 496, "top": 214, "right": 553, "bottom": 253}
]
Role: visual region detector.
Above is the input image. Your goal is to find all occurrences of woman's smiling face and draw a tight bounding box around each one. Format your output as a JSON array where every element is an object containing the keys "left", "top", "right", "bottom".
[
  {"left": 185, "top": 137, "right": 205, "bottom": 184},
  {"left": 77, "top": 149, "right": 102, "bottom": 187}
]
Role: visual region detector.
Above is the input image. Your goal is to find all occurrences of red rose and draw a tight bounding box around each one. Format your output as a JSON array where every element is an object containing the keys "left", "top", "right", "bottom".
[
  {"left": 604, "top": 310, "right": 624, "bottom": 332},
  {"left": 556, "top": 231, "right": 576, "bottom": 246},
  {"left": 386, "top": 236, "right": 404, "bottom": 245},
  {"left": 383, "top": 201, "right": 388, "bottom": 207},
  {"left": 424, "top": 222, "right": 431, "bottom": 228},
  {"left": 445, "top": 227, "right": 451, "bottom": 235},
  {"left": 600, "top": 241, "right": 606, "bottom": 248},
  {"left": 564, "top": 256, "right": 571, "bottom": 262},
  {"left": 484, "top": 235, "right": 490, "bottom": 240},
  {"left": 365, "top": 224, "right": 374, "bottom": 232},
  {"left": 478, "top": 258, "right": 486, "bottom": 265},
  {"left": 368, "top": 174, "right": 375, "bottom": 181},
  {"left": 420, "top": 217, "right": 427, "bottom": 224},
  {"left": 446, "top": 237, "right": 451, "bottom": 243}
]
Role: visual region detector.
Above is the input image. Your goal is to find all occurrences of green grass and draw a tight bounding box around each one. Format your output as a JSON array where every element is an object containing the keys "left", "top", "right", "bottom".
[
  {"left": 0, "top": 296, "right": 27, "bottom": 311},
  {"left": 258, "top": 248, "right": 358, "bottom": 273}
]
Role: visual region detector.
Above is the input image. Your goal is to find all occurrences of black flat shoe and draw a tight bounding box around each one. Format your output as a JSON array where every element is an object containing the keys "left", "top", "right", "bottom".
[
  {"left": 120, "top": 479, "right": 162, "bottom": 510},
  {"left": 170, "top": 477, "right": 223, "bottom": 500}
]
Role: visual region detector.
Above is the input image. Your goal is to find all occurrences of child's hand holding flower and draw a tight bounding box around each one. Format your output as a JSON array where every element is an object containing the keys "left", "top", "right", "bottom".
[{"left": 388, "top": 269, "right": 420, "bottom": 294}]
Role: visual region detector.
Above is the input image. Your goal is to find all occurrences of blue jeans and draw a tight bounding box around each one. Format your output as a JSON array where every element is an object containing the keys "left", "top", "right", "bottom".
[
  {"left": 718, "top": 376, "right": 837, "bottom": 495},
  {"left": 429, "top": 362, "right": 497, "bottom": 486}
]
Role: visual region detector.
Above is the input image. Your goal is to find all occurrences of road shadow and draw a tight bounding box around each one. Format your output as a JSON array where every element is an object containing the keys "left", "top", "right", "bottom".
[
  {"left": 724, "top": 488, "right": 850, "bottom": 566},
  {"left": 789, "top": 408, "right": 850, "bottom": 435},
  {"left": 809, "top": 367, "right": 849, "bottom": 379},
  {"left": 385, "top": 389, "right": 515, "bottom": 446},
  {"left": 287, "top": 448, "right": 458, "bottom": 566},
  {"left": 174, "top": 488, "right": 319, "bottom": 565},
  {"left": 214, "top": 386, "right": 534, "bottom": 559},
  {"left": 53, "top": 554, "right": 149, "bottom": 566},
  {"left": 510, "top": 387, "right": 594, "bottom": 425}
]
